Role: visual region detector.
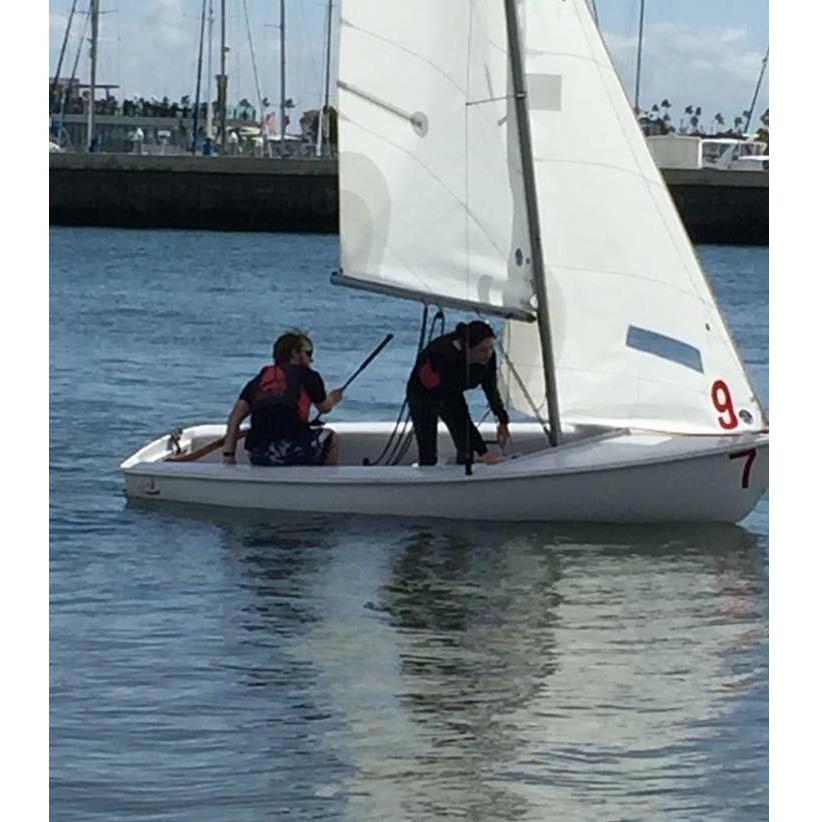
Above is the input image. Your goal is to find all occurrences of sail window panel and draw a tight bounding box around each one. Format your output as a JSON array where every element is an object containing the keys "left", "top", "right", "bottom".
[{"left": 625, "top": 327, "right": 704, "bottom": 374}]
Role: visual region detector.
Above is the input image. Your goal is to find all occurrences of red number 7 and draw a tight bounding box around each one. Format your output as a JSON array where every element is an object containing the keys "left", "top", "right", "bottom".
[{"left": 729, "top": 448, "right": 756, "bottom": 489}]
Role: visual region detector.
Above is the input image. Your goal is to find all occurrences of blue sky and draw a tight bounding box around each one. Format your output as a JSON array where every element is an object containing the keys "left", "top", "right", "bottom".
[{"left": 48, "top": 1, "right": 769, "bottom": 128}]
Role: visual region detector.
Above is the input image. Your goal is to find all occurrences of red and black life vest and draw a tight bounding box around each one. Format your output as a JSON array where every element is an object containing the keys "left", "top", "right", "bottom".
[{"left": 252, "top": 364, "right": 312, "bottom": 421}]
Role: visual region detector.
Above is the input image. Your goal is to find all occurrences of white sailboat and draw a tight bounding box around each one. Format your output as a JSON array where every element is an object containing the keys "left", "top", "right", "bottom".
[{"left": 121, "top": 0, "right": 768, "bottom": 523}]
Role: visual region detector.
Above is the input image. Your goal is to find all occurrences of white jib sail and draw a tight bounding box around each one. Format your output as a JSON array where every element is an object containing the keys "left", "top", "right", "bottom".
[
  {"left": 500, "top": 0, "right": 767, "bottom": 434},
  {"left": 337, "top": 1, "right": 535, "bottom": 318}
]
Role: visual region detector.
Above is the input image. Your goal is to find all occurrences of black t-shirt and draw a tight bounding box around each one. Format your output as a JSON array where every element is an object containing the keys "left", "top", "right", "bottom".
[{"left": 240, "top": 364, "right": 327, "bottom": 449}]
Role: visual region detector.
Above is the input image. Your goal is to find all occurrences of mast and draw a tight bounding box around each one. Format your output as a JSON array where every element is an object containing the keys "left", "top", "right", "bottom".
[
  {"left": 744, "top": 47, "right": 769, "bottom": 134},
  {"left": 315, "top": 0, "right": 333, "bottom": 158},
  {"left": 206, "top": 0, "right": 214, "bottom": 143},
  {"left": 86, "top": 0, "right": 100, "bottom": 151},
  {"left": 634, "top": 0, "right": 646, "bottom": 114},
  {"left": 502, "top": 0, "right": 562, "bottom": 445},
  {"left": 219, "top": 0, "right": 227, "bottom": 154},
  {"left": 191, "top": 0, "right": 208, "bottom": 154},
  {"left": 51, "top": 0, "right": 79, "bottom": 110},
  {"left": 279, "top": 0, "right": 287, "bottom": 156}
]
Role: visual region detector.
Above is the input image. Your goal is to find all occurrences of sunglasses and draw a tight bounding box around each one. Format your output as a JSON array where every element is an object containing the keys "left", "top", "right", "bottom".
[{"left": 302, "top": 347, "right": 314, "bottom": 358}]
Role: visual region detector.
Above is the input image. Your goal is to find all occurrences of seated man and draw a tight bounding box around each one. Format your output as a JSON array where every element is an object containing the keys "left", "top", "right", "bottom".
[{"left": 222, "top": 331, "right": 343, "bottom": 466}]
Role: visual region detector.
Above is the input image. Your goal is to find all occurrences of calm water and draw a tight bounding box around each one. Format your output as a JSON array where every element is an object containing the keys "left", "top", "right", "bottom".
[{"left": 50, "top": 228, "right": 769, "bottom": 821}]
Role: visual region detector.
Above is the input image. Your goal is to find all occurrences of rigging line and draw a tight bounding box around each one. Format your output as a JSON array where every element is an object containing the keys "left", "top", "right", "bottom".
[
  {"left": 57, "top": 0, "right": 93, "bottom": 140},
  {"left": 241, "top": 0, "right": 265, "bottom": 123},
  {"left": 372, "top": 306, "right": 429, "bottom": 466},
  {"left": 51, "top": 0, "right": 79, "bottom": 100},
  {"left": 497, "top": 342, "right": 552, "bottom": 443},
  {"left": 389, "top": 308, "right": 444, "bottom": 466},
  {"left": 387, "top": 307, "right": 439, "bottom": 465}
]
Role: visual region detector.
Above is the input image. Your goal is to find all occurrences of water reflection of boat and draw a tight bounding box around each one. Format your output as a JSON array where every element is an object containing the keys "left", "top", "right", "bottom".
[{"left": 142, "top": 501, "right": 764, "bottom": 818}]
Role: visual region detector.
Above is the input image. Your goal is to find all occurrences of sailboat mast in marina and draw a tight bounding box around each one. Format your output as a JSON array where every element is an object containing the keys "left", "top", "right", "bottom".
[
  {"left": 315, "top": 0, "right": 335, "bottom": 158},
  {"left": 86, "top": 0, "right": 100, "bottom": 151},
  {"left": 122, "top": 0, "right": 768, "bottom": 524},
  {"left": 279, "top": 0, "right": 287, "bottom": 155}
]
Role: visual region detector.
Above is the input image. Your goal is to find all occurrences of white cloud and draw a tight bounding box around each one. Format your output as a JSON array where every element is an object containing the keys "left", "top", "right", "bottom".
[{"left": 603, "top": 21, "right": 768, "bottom": 121}]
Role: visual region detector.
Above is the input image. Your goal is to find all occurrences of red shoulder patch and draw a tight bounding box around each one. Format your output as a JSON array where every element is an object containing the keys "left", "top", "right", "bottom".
[
  {"left": 258, "top": 365, "right": 287, "bottom": 397},
  {"left": 418, "top": 360, "right": 440, "bottom": 389}
]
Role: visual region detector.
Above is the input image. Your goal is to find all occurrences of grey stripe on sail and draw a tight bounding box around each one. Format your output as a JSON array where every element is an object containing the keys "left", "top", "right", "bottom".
[{"left": 625, "top": 326, "right": 704, "bottom": 373}]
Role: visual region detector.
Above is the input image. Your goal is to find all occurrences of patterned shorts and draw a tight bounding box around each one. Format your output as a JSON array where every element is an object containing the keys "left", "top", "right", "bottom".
[{"left": 248, "top": 428, "right": 335, "bottom": 466}]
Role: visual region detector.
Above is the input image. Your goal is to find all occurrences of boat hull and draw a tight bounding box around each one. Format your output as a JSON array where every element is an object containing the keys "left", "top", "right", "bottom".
[{"left": 121, "top": 423, "right": 768, "bottom": 524}]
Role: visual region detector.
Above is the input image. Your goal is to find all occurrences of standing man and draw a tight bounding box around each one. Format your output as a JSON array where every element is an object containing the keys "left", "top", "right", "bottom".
[
  {"left": 406, "top": 320, "right": 510, "bottom": 466},
  {"left": 223, "top": 331, "right": 343, "bottom": 466}
]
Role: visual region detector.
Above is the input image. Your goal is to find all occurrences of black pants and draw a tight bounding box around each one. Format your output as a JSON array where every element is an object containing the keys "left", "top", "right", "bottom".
[{"left": 407, "top": 388, "right": 474, "bottom": 466}]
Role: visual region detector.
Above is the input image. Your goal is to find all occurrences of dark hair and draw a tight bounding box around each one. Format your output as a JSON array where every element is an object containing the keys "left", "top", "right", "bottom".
[
  {"left": 273, "top": 330, "right": 312, "bottom": 364},
  {"left": 454, "top": 320, "right": 495, "bottom": 348}
]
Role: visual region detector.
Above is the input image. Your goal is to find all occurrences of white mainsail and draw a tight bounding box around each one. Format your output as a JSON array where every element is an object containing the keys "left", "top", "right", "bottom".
[
  {"left": 501, "top": 0, "right": 767, "bottom": 434},
  {"left": 337, "top": 1, "right": 534, "bottom": 318}
]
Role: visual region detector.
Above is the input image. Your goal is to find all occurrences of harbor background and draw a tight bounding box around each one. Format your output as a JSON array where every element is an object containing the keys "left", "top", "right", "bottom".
[
  {"left": 49, "top": 152, "right": 769, "bottom": 245},
  {"left": 50, "top": 227, "right": 768, "bottom": 820},
  {"left": 48, "top": 0, "right": 770, "bottom": 245}
]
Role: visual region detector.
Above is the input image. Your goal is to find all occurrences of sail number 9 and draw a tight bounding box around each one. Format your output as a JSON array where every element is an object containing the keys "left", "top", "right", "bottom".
[{"left": 711, "top": 379, "right": 739, "bottom": 430}]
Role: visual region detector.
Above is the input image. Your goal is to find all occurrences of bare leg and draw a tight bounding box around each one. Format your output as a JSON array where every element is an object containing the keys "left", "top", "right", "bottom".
[{"left": 324, "top": 431, "right": 339, "bottom": 465}]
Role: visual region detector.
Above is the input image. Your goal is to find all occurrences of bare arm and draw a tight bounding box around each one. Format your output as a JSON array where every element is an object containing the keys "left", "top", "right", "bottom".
[
  {"left": 315, "top": 387, "right": 343, "bottom": 415},
  {"left": 222, "top": 398, "right": 250, "bottom": 463}
]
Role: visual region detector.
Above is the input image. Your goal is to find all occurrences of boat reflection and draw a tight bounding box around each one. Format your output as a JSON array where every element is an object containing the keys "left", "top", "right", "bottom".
[{"left": 124, "top": 501, "right": 766, "bottom": 820}]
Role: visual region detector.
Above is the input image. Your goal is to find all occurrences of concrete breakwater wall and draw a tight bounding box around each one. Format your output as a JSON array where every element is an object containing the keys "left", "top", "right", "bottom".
[
  {"left": 50, "top": 154, "right": 768, "bottom": 244},
  {"left": 49, "top": 154, "right": 338, "bottom": 234},
  {"left": 661, "top": 167, "right": 768, "bottom": 246}
]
